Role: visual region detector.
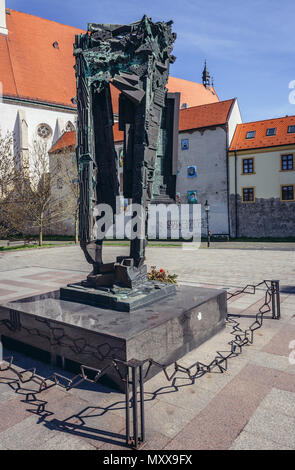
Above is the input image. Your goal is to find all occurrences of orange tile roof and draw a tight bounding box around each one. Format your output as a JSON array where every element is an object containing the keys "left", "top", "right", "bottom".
[
  {"left": 49, "top": 122, "right": 124, "bottom": 153},
  {"left": 112, "top": 122, "right": 124, "bottom": 142},
  {"left": 229, "top": 116, "right": 295, "bottom": 151},
  {"left": 1, "top": 9, "right": 84, "bottom": 108},
  {"left": 50, "top": 100, "right": 235, "bottom": 154},
  {"left": 1, "top": 9, "right": 219, "bottom": 111},
  {"left": 167, "top": 76, "right": 218, "bottom": 108},
  {"left": 179, "top": 99, "right": 235, "bottom": 132},
  {"left": 49, "top": 130, "right": 76, "bottom": 153}
]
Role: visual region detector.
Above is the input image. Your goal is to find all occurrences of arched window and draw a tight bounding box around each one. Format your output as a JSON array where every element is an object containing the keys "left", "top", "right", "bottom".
[{"left": 65, "top": 121, "right": 75, "bottom": 132}]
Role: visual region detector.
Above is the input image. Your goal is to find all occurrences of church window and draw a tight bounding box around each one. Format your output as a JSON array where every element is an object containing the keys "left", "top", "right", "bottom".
[
  {"left": 37, "top": 123, "right": 52, "bottom": 139},
  {"left": 65, "top": 121, "right": 75, "bottom": 132}
]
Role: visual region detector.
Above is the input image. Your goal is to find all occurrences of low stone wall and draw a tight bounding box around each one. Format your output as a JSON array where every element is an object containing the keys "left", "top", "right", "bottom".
[{"left": 230, "top": 194, "right": 295, "bottom": 237}]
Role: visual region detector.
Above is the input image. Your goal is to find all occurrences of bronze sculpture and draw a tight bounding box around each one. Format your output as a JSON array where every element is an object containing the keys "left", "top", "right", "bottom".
[{"left": 63, "top": 16, "right": 179, "bottom": 309}]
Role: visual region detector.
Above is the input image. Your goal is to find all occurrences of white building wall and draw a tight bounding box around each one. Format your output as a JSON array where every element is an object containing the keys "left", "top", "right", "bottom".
[
  {"left": 176, "top": 126, "right": 229, "bottom": 235},
  {"left": 228, "top": 99, "right": 242, "bottom": 146},
  {"left": 0, "top": 100, "right": 76, "bottom": 162}
]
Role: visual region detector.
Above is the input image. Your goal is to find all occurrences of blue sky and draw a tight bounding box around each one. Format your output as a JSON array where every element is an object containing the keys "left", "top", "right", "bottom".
[{"left": 6, "top": 0, "right": 295, "bottom": 122}]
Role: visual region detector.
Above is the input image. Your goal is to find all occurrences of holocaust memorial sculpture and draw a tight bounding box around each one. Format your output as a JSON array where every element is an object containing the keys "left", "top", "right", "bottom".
[{"left": 60, "top": 16, "right": 180, "bottom": 310}]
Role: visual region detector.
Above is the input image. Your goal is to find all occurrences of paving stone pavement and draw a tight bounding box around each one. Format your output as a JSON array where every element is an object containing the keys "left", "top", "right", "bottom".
[{"left": 0, "top": 245, "right": 294, "bottom": 450}]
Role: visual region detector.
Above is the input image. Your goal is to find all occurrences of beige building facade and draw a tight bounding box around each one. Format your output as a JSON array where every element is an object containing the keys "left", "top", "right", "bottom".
[{"left": 229, "top": 117, "right": 295, "bottom": 237}]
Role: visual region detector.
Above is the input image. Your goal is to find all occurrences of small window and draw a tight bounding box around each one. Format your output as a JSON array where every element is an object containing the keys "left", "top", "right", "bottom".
[
  {"left": 281, "top": 154, "right": 294, "bottom": 171},
  {"left": 65, "top": 121, "right": 75, "bottom": 132},
  {"left": 181, "top": 138, "right": 189, "bottom": 150},
  {"left": 242, "top": 158, "right": 254, "bottom": 174},
  {"left": 266, "top": 127, "right": 276, "bottom": 136},
  {"left": 281, "top": 185, "right": 294, "bottom": 201},
  {"left": 246, "top": 131, "right": 256, "bottom": 139},
  {"left": 57, "top": 178, "right": 63, "bottom": 189},
  {"left": 242, "top": 187, "right": 255, "bottom": 202},
  {"left": 288, "top": 125, "right": 295, "bottom": 134}
]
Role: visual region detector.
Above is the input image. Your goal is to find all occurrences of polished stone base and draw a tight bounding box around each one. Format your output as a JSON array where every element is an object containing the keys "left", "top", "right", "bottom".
[
  {"left": 60, "top": 280, "right": 176, "bottom": 312},
  {"left": 0, "top": 286, "right": 227, "bottom": 391}
]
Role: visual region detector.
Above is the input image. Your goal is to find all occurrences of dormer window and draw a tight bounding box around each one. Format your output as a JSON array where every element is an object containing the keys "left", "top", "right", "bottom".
[
  {"left": 266, "top": 128, "right": 276, "bottom": 136},
  {"left": 246, "top": 131, "right": 256, "bottom": 139},
  {"left": 288, "top": 125, "right": 295, "bottom": 134}
]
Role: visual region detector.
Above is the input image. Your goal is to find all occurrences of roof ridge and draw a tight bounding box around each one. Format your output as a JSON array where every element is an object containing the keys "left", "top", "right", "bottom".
[
  {"left": 235, "top": 115, "right": 295, "bottom": 127},
  {"left": 168, "top": 75, "right": 217, "bottom": 94},
  {"left": 179, "top": 98, "right": 234, "bottom": 113}
]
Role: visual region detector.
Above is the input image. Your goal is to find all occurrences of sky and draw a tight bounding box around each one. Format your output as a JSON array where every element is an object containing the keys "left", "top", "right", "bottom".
[{"left": 6, "top": 0, "right": 295, "bottom": 123}]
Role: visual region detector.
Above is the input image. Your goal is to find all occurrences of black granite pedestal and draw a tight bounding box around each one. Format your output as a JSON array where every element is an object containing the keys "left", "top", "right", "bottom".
[{"left": 0, "top": 286, "right": 227, "bottom": 391}]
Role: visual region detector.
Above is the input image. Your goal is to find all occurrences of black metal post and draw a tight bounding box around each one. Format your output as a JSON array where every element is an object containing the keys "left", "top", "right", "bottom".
[
  {"left": 271, "top": 280, "right": 281, "bottom": 319},
  {"left": 139, "top": 365, "right": 145, "bottom": 443},
  {"left": 125, "top": 366, "right": 130, "bottom": 446},
  {"left": 124, "top": 360, "right": 145, "bottom": 449},
  {"left": 132, "top": 365, "right": 138, "bottom": 448},
  {"left": 275, "top": 280, "right": 280, "bottom": 319},
  {"left": 206, "top": 211, "right": 210, "bottom": 247},
  {"left": 271, "top": 281, "right": 276, "bottom": 318}
]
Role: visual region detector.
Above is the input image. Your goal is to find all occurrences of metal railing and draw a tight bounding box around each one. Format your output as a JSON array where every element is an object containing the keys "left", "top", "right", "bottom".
[{"left": 0, "top": 279, "right": 281, "bottom": 448}]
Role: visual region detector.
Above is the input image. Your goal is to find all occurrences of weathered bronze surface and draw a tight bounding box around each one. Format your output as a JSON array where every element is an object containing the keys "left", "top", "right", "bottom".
[{"left": 73, "top": 15, "right": 178, "bottom": 294}]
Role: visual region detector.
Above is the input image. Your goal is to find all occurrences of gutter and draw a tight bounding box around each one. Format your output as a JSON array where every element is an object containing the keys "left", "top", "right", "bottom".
[
  {"left": 234, "top": 150, "right": 238, "bottom": 238},
  {"left": 3, "top": 95, "right": 77, "bottom": 112}
]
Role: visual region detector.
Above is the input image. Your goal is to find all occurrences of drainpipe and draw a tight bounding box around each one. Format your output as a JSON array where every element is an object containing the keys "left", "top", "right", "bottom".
[
  {"left": 225, "top": 123, "right": 230, "bottom": 238},
  {"left": 234, "top": 150, "right": 238, "bottom": 238}
]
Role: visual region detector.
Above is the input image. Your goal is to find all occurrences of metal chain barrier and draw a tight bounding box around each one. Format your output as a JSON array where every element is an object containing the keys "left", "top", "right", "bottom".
[{"left": 0, "top": 279, "right": 280, "bottom": 448}]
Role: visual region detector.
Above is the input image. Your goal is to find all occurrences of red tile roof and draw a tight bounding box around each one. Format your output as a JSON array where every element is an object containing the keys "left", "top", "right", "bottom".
[
  {"left": 179, "top": 99, "right": 235, "bottom": 132},
  {"left": 49, "top": 122, "right": 124, "bottom": 153},
  {"left": 50, "top": 100, "right": 235, "bottom": 154},
  {"left": 1, "top": 9, "right": 219, "bottom": 111},
  {"left": 167, "top": 76, "right": 218, "bottom": 108},
  {"left": 229, "top": 116, "right": 295, "bottom": 151},
  {"left": 49, "top": 130, "right": 76, "bottom": 153},
  {"left": 113, "top": 122, "right": 124, "bottom": 142},
  {"left": 1, "top": 9, "right": 84, "bottom": 108}
]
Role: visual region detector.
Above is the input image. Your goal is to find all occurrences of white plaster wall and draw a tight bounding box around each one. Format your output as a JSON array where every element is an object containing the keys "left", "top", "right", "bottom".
[
  {"left": 0, "top": 101, "right": 76, "bottom": 159},
  {"left": 0, "top": 0, "right": 7, "bottom": 35},
  {"left": 228, "top": 99, "right": 242, "bottom": 146},
  {"left": 176, "top": 126, "right": 229, "bottom": 235}
]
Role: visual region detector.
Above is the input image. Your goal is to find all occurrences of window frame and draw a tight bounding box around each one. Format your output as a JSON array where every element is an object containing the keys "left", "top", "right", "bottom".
[
  {"left": 266, "top": 127, "right": 277, "bottom": 136},
  {"left": 280, "top": 184, "right": 295, "bottom": 202},
  {"left": 242, "top": 186, "right": 255, "bottom": 203},
  {"left": 280, "top": 154, "right": 294, "bottom": 172},
  {"left": 241, "top": 157, "right": 255, "bottom": 175},
  {"left": 287, "top": 125, "right": 295, "bottom": 134},
  {"left": 245, "top": 130, "right": 256, "bottom": 139}
]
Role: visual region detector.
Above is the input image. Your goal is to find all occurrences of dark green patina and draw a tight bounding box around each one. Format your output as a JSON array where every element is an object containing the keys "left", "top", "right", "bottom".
[{"left": 71, "top": 15, "right": 179, "bottom": 300}]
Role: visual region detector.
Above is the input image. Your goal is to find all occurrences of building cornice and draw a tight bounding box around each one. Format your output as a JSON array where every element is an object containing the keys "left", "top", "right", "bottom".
[
  {"left": 3, "top": 95, "right": 77, "bottom": 113},
  {"left": 228, "top": 143, "right": 295, "bottom": 156}
]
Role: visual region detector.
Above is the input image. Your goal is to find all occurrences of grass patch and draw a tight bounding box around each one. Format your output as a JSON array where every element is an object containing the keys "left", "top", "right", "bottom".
[
  {"left": 0, "top": 242, "right": 74, "bottom": 252},
  {"left": 226, "top": 237, "right": 295, "bottom": 243}
]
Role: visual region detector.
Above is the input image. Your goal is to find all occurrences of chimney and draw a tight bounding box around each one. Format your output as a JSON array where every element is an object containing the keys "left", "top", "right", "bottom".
[{"left": 0, "top": 0, "right": 8, "bottom": 36}]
